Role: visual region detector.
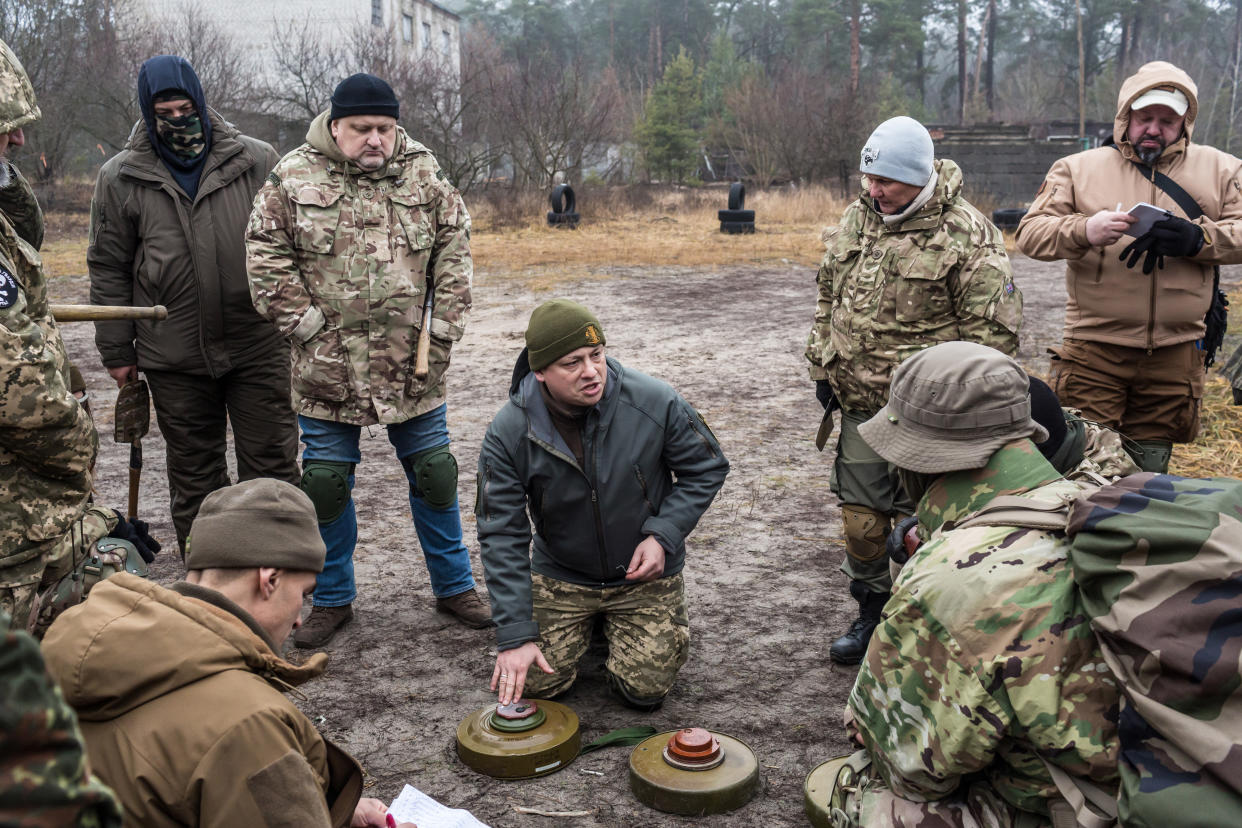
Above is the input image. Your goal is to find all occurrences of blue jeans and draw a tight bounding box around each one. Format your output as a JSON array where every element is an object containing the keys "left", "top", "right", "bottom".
[{"left": 299, "top": 405, "right": 475, "bottom": 607}]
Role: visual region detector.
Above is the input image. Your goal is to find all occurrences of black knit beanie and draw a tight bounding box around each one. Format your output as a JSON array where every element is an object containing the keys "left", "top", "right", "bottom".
[
  {"left": 525, "top": 299, "right": 606, "bottom": 371},
  {"left": 1028, "top": 376, "right": 1068, "bottom": 459},
  {"left": 330, "top": 73, "right": 399, "bottom": 120}
]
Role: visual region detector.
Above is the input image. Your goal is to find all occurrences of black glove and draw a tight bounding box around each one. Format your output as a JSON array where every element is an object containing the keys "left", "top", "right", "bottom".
[
  {"left": 1119, "top": 216, "right": 1204, "bottom": 275},
  {"left": 886, "top": 515, "right": 920, "bottom": 566},
  {"left": 111, "top": 510, "right": 161, "bottom": 563},
  {"left": 815, "top": 380, "right": 840, "bottom": 412}
]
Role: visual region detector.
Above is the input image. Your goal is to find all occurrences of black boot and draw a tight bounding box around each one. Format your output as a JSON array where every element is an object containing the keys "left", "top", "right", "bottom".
[{"left": 829, "top": 581, "right": 890, "bottom": 665}]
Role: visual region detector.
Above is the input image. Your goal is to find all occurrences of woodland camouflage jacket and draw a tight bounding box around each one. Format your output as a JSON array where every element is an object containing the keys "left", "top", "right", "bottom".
[
  {"left": 247, "top": 112, "right": 472, "bottom": 426},
  {"left": 849, "top": 442, "right": 1121, "bottom": 818},
  {"left": 805, "top": 159, "right": 1022, "bottom": 414},
  {"left": 0, "top": 611, "right": 122, "bottom": 827}
]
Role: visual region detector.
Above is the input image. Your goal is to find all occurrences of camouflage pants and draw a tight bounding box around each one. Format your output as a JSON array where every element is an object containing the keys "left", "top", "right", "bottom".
[
  {"left": 525, "top": 572, "right": 689, "bottom": 700},
  {"left": 825, "top": 752, "right": 1050, "bottom": 828},
  {"left": 830, "top": 411, "right": 915, "bottom": 592},
  {"left": 0, "top": 537, "right": 63, "bottom": 632}
]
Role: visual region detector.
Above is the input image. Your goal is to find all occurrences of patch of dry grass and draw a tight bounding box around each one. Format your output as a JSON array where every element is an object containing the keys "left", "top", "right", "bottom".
[
  {"left": 470, "top": 184, "right": 847, "bottom": 277},
  {"left": 1172, "top": 377, "right": 1242, "bottom": 478}
]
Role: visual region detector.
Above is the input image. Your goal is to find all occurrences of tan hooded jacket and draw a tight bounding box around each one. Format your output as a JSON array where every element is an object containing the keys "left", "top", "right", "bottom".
[
  {"left": 41, "top": 574, "right": 362, "bottom": 828},
  {"left": 1016, "top": 61, "right": 1242, "bottom": 349}
]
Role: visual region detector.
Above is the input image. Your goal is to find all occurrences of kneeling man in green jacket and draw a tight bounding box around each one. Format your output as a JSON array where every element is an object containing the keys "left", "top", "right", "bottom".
[{"left": 477, "top": 300, "right": 730, "bottom": 711}]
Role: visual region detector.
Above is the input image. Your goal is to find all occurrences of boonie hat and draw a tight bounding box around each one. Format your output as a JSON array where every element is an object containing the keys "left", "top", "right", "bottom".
[
  {"left": 186, "top": 479, "right": 326, "bottom": 573},
  {"left": 858, "top": 341, "right": 1049, "bottom": 474},
  {"left": 1131, "top": 86, "right": 1189, "bottom": 116}
]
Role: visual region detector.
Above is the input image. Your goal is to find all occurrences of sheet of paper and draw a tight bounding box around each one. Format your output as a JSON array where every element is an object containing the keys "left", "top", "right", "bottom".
[
  {"left": 1124, "top": 201, "right": 1172, "bottom": 238},
  {"left": 387, "top": 784, "right": 490, "bottom": 828}
]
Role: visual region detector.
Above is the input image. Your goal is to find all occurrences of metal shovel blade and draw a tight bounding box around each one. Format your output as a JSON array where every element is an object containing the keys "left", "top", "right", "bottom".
[{"left": 114, "top": 380, "right": 150, "bottom": 444}]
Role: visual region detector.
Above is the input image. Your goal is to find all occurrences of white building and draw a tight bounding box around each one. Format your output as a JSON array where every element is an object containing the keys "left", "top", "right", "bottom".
[{"left": 135, "top": 0, "right": 462, "bottom": 84}]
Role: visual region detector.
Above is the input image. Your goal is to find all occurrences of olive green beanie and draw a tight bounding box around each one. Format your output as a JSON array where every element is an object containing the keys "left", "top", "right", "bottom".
[
  {"left": 525, "top": 299, "right": 606, "bottom": 371},
  {"left": 185, "top": 479, "right": 326, "bottom": 572}
]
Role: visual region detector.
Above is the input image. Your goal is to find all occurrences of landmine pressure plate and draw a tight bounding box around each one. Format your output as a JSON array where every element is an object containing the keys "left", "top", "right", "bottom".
[
  {"left": 629, "top": 728, "right": 759, "bottom": 815},
  {"left": 455, "top": 700, "right": 580, "bottom": 779}
]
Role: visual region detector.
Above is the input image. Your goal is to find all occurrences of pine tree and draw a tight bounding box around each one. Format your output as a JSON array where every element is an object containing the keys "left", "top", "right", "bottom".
[{"left": 636, "top": 47, "right": 701, "bottom": 183}]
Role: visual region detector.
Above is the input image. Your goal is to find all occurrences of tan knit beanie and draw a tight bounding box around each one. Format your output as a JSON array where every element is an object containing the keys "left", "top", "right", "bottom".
[{"left": 186, "top": 479, "right": 326, "bottom": 572}]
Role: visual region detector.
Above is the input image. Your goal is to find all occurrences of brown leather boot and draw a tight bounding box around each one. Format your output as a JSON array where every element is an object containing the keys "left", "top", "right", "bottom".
[
  {"left": 435, "top": 588, "right": 494, "bottom": 628},
  {"left": 293, "top": 604, "right": 353, "bottom": 648}
]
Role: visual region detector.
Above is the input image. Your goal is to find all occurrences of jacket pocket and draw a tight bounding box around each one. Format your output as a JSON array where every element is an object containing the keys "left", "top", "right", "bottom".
[
  {"left": 404, "top": 330, "right": 452, "bottom": 400},
  {"left": 389, "top": 192, "right": 436, "bottom": 254},
  {"left": 290, "top": 186, "right": 343, "bottom": 255},
  {"left": 633, "top": 464, "right": 655, "bottom": 515},
  {"left": 292, "top": 326, "right": 351, "bottom": 401},
  {"left": 894, "top": 256, "right": 954, "bottom": 323}
]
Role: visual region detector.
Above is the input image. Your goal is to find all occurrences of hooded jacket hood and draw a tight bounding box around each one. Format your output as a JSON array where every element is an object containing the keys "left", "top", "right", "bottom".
[
  {"left": 1114, "top": 61, "right": 1198, "bottom": 161},
  {"left": 306, "top": 109, "right": 408, "bottom": 175},
  {"left": 137, "top": 55, "right": 213, "bottom": 198},
  {"left": 44, "top": 573, "right": 326, "bottom": 722}
]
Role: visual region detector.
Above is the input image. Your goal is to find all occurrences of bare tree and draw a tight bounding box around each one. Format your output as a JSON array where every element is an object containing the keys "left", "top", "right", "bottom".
[
  {"left": 263, "top": 18, "right": 348, "bottom": 122},
  {"left": 487, "top": 58, "right": 623, "bottom": 188}
]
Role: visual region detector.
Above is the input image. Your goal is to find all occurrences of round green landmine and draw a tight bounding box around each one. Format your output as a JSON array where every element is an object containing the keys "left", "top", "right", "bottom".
[
  {"left": 629, "top": 730, "right": 760, "bottom": 816},
  {"left": 455, "top": 700, "right": 579, "bottom": 779}
]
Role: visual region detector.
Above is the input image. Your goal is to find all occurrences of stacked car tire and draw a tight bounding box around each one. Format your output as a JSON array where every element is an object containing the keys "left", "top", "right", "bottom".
[
  {"left": 548, "top": 184, "right": 580, "bottom": 228},
  {"left": 719, "top": 182, "right": 755, "bottom": 234}
]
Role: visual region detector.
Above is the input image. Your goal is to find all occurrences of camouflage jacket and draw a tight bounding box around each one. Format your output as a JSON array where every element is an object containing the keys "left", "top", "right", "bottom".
[
  {"left": 805, "top": 159, "right": 1022, "bottom": 413},
  {"left": 849, "top": 441, "right": 1120, "bottom": 817},
  {"left": 1054, "top": 409, "right": 1140, "bottom": 483},
  {"left": 247, "top": 112, "right": 472, "bottom": 426},
  {"left": 0, "top": 610, "right": 122, "bottom": 827},
  {"left": 0, "top": 165, "right": 98, "bottom": 568}
]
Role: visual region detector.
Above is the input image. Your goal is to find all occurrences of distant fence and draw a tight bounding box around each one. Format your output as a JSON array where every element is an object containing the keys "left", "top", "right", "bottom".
[{"left": 930, "top": 125, "right": 1086, "bottom": 208}]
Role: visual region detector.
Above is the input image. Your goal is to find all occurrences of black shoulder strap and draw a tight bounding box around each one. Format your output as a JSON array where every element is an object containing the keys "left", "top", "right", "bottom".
[{"left": 1110, "top": 143, "right": 1204, "bottom": 219}]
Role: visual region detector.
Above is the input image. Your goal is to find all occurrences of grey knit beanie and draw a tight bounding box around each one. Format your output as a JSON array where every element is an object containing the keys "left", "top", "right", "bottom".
[
  {"left": 186, "top": 479, "right": 326, "bottom": 572},
  {"left": 859, "top": 116, "right": 935, "bottom": 187}
]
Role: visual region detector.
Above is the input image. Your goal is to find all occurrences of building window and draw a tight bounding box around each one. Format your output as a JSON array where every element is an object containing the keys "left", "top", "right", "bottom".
[
  {"left": 371, "top": 0, "right": 382, "bottom": 26},
  {"left": 402, "top": 14, "right": 413, "bottom": 42},
  {"left": 421, "top": 21, "right": 431, "bottom": 50},
  {"left": 441, "top": 29, "right": 451, "bottom": 53}
]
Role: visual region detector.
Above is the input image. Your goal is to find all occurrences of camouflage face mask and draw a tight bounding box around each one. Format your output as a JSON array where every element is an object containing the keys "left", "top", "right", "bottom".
[{"left": 154, "top": 111, "right": 206, "bottom": 160}]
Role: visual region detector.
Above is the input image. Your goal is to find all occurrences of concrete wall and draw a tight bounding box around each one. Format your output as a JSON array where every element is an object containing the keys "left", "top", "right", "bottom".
[{"left": 929, "top": 126, "right": 1085, "bottom": 208}]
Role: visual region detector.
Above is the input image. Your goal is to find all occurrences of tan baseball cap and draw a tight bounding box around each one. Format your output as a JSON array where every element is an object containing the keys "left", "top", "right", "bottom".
[{"left": 858, "top": 341, "right": 1049, "bottom": 474}]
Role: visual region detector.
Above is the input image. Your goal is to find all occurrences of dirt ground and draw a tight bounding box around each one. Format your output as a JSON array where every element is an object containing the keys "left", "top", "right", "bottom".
[{"left": 51, "top": 255, "right": 1241, "bottom": 827}]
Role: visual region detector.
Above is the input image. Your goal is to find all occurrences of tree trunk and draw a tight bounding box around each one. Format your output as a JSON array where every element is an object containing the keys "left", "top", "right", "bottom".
[
  {"left": 985, "top": 0, "right": 996, "bottom": 115},
  {"left": 849, "top": 0, "right": 861, "bottom": 96},
  {"left": 1076, "top": 0, "right": 1086, "bottom": 138},
  {"left": 1230, "top": 0, "right": 1242, "bottom": 152},
  {"left": 957, "top": 0, "right": 967, "bottom": 125}
]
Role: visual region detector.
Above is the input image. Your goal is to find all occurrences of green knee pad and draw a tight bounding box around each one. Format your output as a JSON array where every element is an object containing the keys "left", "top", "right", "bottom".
[
  {"left": 300, "top": 460, "right": 353, "bottom": 525},
  {"left": 1129, "top": 439, "right": 1173, "bottom": 473},
  {"left": 402, "top": 445, "right": 458, "bottom": 509}
]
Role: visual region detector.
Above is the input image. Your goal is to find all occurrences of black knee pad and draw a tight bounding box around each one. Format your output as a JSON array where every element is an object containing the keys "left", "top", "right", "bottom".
[
  {"left": 300, "top": 460, "right": 353, "bottom": 525},
  {"left": 401, "top": 445, "right": 458, "bottom": 509}
]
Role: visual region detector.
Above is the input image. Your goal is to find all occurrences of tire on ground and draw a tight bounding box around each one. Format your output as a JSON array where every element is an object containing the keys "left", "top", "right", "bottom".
[
  {"left": 720, "top": 220, "right": 756, "bottom": 234},
  {"left": 991, "top": 207, "right": 1027, "bottom": 230},
  {"left": 547, "top": 211, "right": 581, "bottom": 227},
  {"left": 550, "top": 184, "right": 577, "bottom": 215},
  {"left": 718, "top": 209, "right": 755, "bottom": 222}
]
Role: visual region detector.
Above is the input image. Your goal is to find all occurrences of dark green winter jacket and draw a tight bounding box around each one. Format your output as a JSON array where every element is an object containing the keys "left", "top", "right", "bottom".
[{"left": 476, "top": 352, "right": 729, "bottom": 651}]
